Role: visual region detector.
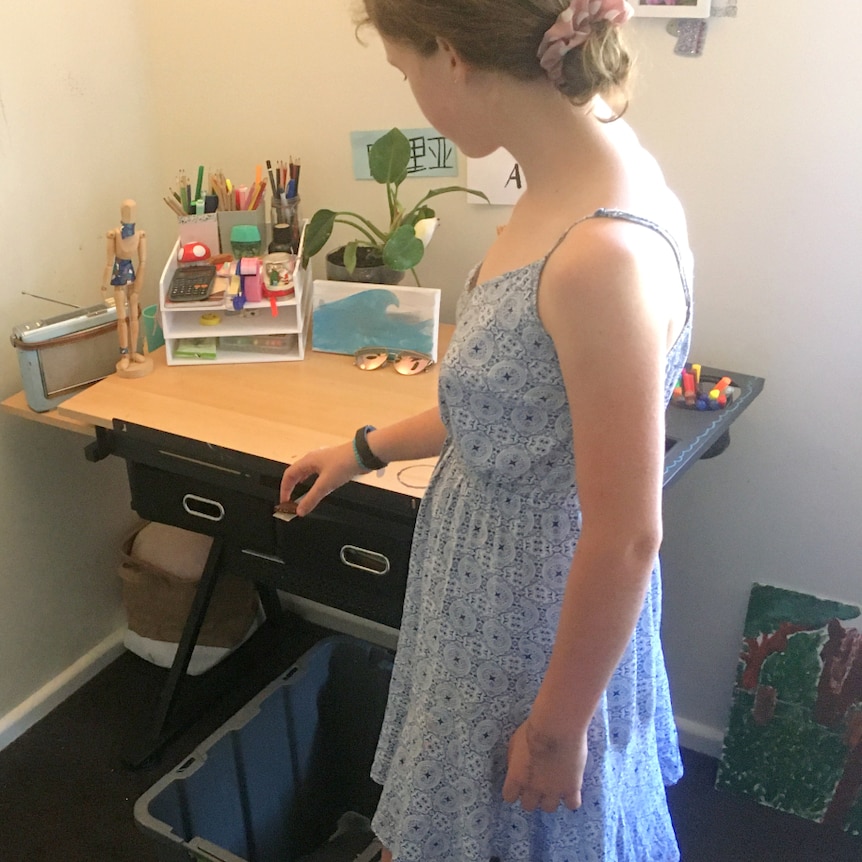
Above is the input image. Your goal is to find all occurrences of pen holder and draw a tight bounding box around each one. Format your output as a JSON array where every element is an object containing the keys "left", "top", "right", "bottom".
[
  {"left": 269, "top": 196, "right": 302, "bottom": 254},
  {"left": 178, "top": 213, "right": 220, "bottom": 253},
  {"left": 142, "top": 304, "right": 165, "bottom": 353}
]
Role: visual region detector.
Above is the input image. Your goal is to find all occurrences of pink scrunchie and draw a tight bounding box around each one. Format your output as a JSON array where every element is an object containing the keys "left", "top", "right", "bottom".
[{"left": 537, "top": 0, "right": 634, "bottom": 86}]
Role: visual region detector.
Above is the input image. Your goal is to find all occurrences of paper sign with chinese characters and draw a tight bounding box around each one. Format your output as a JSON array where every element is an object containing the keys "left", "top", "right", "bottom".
[{"left": 351, "top": 129, "right": 458, "bottom": 180}]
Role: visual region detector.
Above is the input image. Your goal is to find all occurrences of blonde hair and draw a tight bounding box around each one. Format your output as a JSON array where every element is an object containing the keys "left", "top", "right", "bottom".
[{"left": 358, "top": 0, "right": 633, "bottom": 111}]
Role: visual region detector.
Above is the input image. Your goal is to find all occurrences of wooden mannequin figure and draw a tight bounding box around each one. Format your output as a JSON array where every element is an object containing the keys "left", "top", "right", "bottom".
[{"left": 102, "top": 199, "right": 153, "bottom": 378}]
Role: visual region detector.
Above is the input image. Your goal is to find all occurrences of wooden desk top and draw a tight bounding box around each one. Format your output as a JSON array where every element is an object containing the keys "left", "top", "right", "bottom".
[
  {"left": 42, "top": 328, "right": 454, "bottom": 497},
  {"left": 3, "top": 327, "right": 764, "bottom": 498},
  {"left": 1, "top": 389, "right": 94, "bottom": 435}
]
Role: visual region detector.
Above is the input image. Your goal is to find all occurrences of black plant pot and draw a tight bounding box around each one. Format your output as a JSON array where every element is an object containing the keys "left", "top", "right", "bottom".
[{"left": 325, "top": 248, "right": 405, "bottom": 285}]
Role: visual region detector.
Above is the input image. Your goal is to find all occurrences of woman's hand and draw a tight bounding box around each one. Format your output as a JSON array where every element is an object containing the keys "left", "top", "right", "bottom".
[
  {"left": 279, "top": 442, "right": 363, "bottom": 516},
  {"left": 502, "top": 717, "right": 588, "bottom": 813}
]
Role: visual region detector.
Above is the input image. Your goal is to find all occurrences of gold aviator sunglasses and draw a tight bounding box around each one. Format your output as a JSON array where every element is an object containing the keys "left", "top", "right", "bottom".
[{"left": 354, "top": 347, "right": 434, "bottom": 375}]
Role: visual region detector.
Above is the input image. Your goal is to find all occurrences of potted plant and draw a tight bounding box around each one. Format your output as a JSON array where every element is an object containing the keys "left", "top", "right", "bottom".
[{"left": 302, "top": 128, "right": 489, "bottom": 285}]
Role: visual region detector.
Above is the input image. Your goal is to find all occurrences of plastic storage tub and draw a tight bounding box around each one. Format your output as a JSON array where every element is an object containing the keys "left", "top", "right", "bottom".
[{"left": 135, "top": 636, "right": 393, "bottom": 861}]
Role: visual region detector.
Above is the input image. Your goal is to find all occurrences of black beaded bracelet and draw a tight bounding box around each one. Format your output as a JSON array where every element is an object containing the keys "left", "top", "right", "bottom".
[{"left": 353, "top": 424, "right": 388, "bottom": 471}]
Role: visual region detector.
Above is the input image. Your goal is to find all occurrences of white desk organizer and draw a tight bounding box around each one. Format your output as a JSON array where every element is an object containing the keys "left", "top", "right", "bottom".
[{"left": 159, "top": 225, "right": 312, "bottom": 366}]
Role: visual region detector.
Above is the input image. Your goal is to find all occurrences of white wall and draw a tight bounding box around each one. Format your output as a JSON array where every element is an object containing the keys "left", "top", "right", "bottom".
[
  {"left": 0, "top": 2, "right": 160, "bottom": 733},
  {"left": 133, "top": 0, "right": 503, "bottom": 321},
  {"left": 3, "top": 0, "right": 860, "bottom": 758},
  {"left": 626, "top": 7, "right": 862, "bottom": 753}
]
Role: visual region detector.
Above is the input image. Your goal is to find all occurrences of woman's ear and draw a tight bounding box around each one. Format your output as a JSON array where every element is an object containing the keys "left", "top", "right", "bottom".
[{"left": 436, "top": 37, "right": 469, "bottom": 82}]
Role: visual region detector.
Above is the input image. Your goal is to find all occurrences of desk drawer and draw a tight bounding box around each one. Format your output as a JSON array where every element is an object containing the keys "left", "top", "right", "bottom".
[
  {"left": 260, "top": 504, "right": 414, "bottom": 628},
  {"left": 127, "top": 462, "right": 278, "bottom": 553}
]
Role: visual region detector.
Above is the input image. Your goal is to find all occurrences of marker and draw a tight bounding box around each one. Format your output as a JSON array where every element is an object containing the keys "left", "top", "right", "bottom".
[
  {"left": 682, "top": 370, "right": 696, "bottom": 406},
  {"left": 707, "top": 388, "right": 728, "bottom": 410},
  {"left": 235, "top": 185, "right": 248, "bottom": 210},
  {"left": 711, "top": 376, "right": 732, "bottom": 396},
  {"left": 266, "top": 159, "right": 278, "bottom": 196}
]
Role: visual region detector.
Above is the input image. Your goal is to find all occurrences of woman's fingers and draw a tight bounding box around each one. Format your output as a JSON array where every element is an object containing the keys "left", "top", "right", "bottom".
[
  {"left": 562, "top": 788, "right": 582, "bottom": 811},
  {"left": 293, "top": 476, "right": 330, "bottom": 516},
  {"left": 502, "top": 720, "right": 585, "bottom": 813},
  {"left": 501, "top": 776, "right": 521, "bottom": 805},
  {"left": 279, "top": 458, "right": 316, "bottom": 506},
  {"left": 279, "top": 443, "right": 358, "bottom": 516}
]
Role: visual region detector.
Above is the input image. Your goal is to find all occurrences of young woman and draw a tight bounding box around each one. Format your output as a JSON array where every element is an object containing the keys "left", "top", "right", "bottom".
[{"left": 281, "top": 1, "right": 692, "bottom": 858}]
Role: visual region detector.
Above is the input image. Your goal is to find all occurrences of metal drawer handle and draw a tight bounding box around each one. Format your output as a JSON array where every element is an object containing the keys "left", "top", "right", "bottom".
[
  {"left": 340, "top": 545, "right": 390, "bottom": 576},
  {"left": 182, "top": 493, "right": 225, "bottom": 522}
]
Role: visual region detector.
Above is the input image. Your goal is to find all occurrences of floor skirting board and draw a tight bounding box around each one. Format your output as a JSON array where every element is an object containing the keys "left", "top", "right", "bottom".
[
  {"left": 0, "top": 626, "right": 727, "bottom": 764},
  {"left": 674, "top": 714, "right": 725, "bottom": 758},
  {"left": 0, "top": 629, "right": 126, "bottom": 754}
]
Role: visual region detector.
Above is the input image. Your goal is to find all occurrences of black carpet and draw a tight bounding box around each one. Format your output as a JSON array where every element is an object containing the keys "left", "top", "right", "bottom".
[{"left": 1, "top": 616, "right": 860, "bottom": 862}]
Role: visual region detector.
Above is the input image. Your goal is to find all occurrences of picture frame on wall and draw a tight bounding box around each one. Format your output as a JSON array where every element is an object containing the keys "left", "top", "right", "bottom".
[{"left": 633, "top": 0, "right": 711, "bottom": 18}]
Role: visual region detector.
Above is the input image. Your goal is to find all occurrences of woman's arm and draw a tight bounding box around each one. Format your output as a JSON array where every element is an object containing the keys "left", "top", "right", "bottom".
[
  {"left": 503, "top": 219, "right": 672, "bottom": 811},
  {"left": 280, "top": 406, "right": 446, "bottom": 516}
]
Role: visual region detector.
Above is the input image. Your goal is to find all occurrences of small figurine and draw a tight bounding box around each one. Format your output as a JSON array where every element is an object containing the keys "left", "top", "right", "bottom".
[{"left": 102, "top": 199, "right": 153, "bottom": 377}]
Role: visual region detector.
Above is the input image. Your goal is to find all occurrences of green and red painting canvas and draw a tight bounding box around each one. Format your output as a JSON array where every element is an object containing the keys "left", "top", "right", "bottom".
[{"left": 716, "top": 583, "right": 862, "bottom": 833}]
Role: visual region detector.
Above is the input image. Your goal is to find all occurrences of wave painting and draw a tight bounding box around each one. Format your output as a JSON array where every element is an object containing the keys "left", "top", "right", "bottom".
[{"left": 312, "top": 281, "right": 440, "bottom": 358}]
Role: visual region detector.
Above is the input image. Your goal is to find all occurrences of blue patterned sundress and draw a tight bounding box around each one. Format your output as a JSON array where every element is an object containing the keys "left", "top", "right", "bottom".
[{"left": 370, "top": 209, "right": 693, "bottom": 861}]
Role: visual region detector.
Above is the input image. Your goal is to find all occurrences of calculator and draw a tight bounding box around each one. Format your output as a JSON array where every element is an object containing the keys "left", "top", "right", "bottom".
[{"left": 167, "top": 264, "right": 216, "bottom": 302}]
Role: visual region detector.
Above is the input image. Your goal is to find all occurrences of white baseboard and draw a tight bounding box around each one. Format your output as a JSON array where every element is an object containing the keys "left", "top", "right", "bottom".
[
  {"left": 674, "top": 714, "right": 726, "bottom": 759},
  {"left": 0, "top": 628, "right": 126, "bottom": 754},
  {"left": 0, "top": 624, "right": 728, "bottom": 763}
]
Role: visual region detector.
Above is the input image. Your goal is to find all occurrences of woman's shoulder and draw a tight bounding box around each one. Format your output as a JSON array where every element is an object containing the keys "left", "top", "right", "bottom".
[{"left": 609, "top": 122, "right": 690, "bottom": 243}]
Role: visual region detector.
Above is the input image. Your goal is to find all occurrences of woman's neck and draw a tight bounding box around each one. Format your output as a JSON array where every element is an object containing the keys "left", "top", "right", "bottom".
[{"left": 495, "top": 85, "right": 621, "bottom": 197}]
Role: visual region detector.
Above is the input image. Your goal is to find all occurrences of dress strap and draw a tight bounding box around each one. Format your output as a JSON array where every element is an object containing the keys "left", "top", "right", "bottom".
[{"left": 543, "top": 207, "right": 693, "bottom": 343}]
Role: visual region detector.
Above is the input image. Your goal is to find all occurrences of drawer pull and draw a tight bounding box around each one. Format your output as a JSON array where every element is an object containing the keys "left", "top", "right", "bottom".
[
  {"left": 340, "top": 545, "right": 390, "bottom": 576},
  {"left": 182, "top": 493, "right": 225, "bottom": 522}
]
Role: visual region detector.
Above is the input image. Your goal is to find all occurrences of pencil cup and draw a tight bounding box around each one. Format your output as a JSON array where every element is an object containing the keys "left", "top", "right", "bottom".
[
  {"left": 269, "top": 196, "right": 302, "bottom": 254},
  {"left": 178, "top": 213, "right": 219, "bottom": 252},
  {"left": 142, "top": 305, "right": 164, "bottom": 353}
]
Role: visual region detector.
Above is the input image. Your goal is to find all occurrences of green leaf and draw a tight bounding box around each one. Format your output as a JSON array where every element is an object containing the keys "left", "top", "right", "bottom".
[
  {"left": 343, "top": 240, "right": 359, "bottom": 274},
  {"left": 405, "top": 205, "right": 435, "bottom": 227},
  {"left": 369, "top": 128, "right": 410, "bottom": 186},
  {"left": 304, "top": 209, "right": 336, "bottom": 258},
  {"left": 420, "top": 185, "right": 490, "bottom": 204},
  {"left": 383, "top": 225, "right": 424, "bottom": 271},
  {"left": 404, "top": 187, "right": 490, "bottom": 226}
]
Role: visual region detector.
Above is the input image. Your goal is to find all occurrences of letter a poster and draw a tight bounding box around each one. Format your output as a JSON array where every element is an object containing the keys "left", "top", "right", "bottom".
[{"left": 467, "top": 150, "right": 526, "bottom": 206}]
